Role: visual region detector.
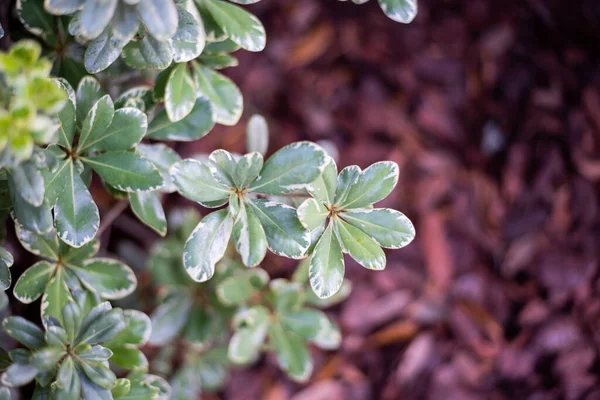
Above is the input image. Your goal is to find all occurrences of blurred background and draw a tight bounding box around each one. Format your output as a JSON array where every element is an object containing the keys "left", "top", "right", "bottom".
[
  {"left": 5, "top": 0, "right": 600, "bottom": 398},
  {"left": 188, "top": 0, "right": 600, "bottom": 398}
]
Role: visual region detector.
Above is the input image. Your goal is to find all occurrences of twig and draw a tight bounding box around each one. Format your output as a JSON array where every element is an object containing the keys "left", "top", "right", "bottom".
[{"left": 97, "top": 199, "right": 129, "bottom": 236}]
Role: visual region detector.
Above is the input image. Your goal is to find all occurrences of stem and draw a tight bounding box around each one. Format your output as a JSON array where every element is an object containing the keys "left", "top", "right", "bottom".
[{"left": 97, "top": 200, "right": 129, "bottom": 236}]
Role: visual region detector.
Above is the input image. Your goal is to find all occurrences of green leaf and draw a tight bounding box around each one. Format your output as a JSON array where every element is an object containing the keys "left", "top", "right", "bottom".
[
  {"left": 78, "top": 369, "right": 113, "bottom": 400},
  {"left": 146, "top": 97, "right": 215, "bottom": 141},
  {"left": 334, "top": 165, "right": 361, "bottom": 206},
  {"left": 184, "top": 305, "right": 221, "bottom": 346},
  {"left": 75, "top": 77, "right": 103, "bottom": 127},
  {"left": 84, "top": 28, "right": 126, "bottom": 74},
  {"left": 246, "top": 114, "right": 269, "bottom": 155},
  {"left": 309, "top": 224, "right": 344, "bottom": 299},
  {"left": 79, "top": 0, "right": 116, "bottom": 39},
  {"left": 308, "top": 157, "right": 337, "bottom": 205},
  {"left": 56, "top": 356, "right": 81, "bottom": 400},
  {"left": 1, "top": 362, "right": 39, "bottom": 387},
  {"left": 13, "top": 260, "right": 54, "bottom": 304},
  {"left": 107, "top": 310, "right": 151, "bottom": 347},
  {"left": 137, "top": 0, "right": 178, "bottom": 40},
  {"left": 334, "top": 218, "right": 385, "bottom": 270},
  {"left": 311, "top": 316, "right": 341, "bottom": 350},
  {"left": 341, "top": 208, "right": 415, "bottom": 249},
  {"left": 78, "top": 95, "right": 115, "bottom": 151},
  {"left": 41, "top": 268, "right": 72, "bottom": 325},
  {"left": 82, "top": 151, "right": 163, "bottom": 192},
  {"left": 148, "top": 292, "right": 192, "bottom": 346},
  {"left": 130, "top": 191, "right": 167, "bottom": 236},
  {"left": 136, "top": 143, "right": 181, "bottom": 193},
  {"left": 217, "top": 268, "right": 268, "bottom": 305},
  {"left": 183, "top": 209, "right": 233, "bottom": 282},
  {"left": 17, "top": 0, "right": 58, "bottom": 47},
  {"left": 109, "top": 346, "right": 148, "bottom": 370},
  {"left": 165, "top": 63, "right": 197, "bottom": 122},
  {"left": 9, "top": 179, "right": 53, "bottom": 234},
  {"left": 54, "top": 159, "right": 100, "bottom": 248},
  {"left": 76, "top": 303, "right": 126, "bottom": 345},
  {"left": 139, "top": 35, "right": 173, "bottom": 69},
  {"left": 249, "top": 142, "right": 327, "bottom": 195},
  {"left": 170, "top": 159, "right": 231, "bottom": 204},
  {"left": 30, "top": 346, "right": 64, "bottom": 370},
  {"left": 78, "top": 360, "right": 116, "bottom": 390},
  {"left": 208, "top": 149, "right": 237, "bottom": 187},
  {"left": 62, "top": 301, "right": 82, "bottom": 344},
  {"left": 340, "top": 161, "right": 398, "bottom": 209},
  {"left": 270, "top": 279, "right": 304, "bottom": 313},
  {"left": 268, "top": 322, "right": 312, "bottom": 383},
  {"left": 378, "top": 0, "right": 417, "bottom": 23},
  {"left": 56, "top": 80, "right": 77, "bottom": 149},
  {"left": 192, "top": 63, "right": 242, "bottom": 126},
  {"left": 0, "top": 262, "right": 9, "bottom": 291},
  {"left": 235, "top": 152, "right": 263, "bottom": 189},
  {"left": 83, "top": 108, "right": 147, "bottom": 152},
  {"left": 60, "top": 239, "right": 100, "bottom": 264},
  {"left": 280, "top": 309, "right": 325, "bottom": 340},
  {"left": 247, "top": 199, "right": 309, "bottom": 259},
  {"left": 10, "top": 161, "right": 45, "bottom": 207},
  {"left": 77, "top": 345, "right": 113, "bottom": 363},
  {"left": 232, "top": 201, "right": 267, "bottom": 267},
  {"left": 69, "top": 258, "right": 137, "bottom": 299},
  {"left": 228, "top": 306, "right": 269, "bottom": 364},
  {"left": 15, "top": 223, "right": 59, "bottom": 261},
  {"left": 111, "top": 378, "right": 131, "bottom": 398},
  {"left": 297, "top": 198, "right": 328, "bottom": 231},
  {"left": 2, "top": 316, "right": 45, "bottom": 349},
  {"left": 204, "top": 0, "right": 266, "bottom": 52}
]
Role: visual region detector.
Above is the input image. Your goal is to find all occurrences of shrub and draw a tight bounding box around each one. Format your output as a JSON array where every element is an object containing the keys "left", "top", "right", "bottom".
[{"left": 0, "top": 0, "right": 417, "bottom": 398}]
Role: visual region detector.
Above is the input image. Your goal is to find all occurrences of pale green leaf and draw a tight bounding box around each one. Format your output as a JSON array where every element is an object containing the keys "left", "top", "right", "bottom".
[
  {"left": 10, "top": 161, "right": 45, "bottom": 207},
  {"left": 235, "top": 152, "right": 263, "bottom": 189},
  {"left": 246, "top": 114, "right": 269, "bottom": 155},
  {"left": 228, "top": 306, "right": 269, "bottom": 364},
  {"left": 297, "top": 198, "right": 328, "bottom": 231},
  {"left": 334, "top": 218, "right": 385, "bottom": 270},
  {"left": 146, "top": 97, "right": 215, "bottom": 141},
  {"left": 247, "top": 199, "right": 309, "bottom": 258},
  {"left": 130, "top": 191, "right": 167, "bottom": 236},
  {"left": 137, "top": 0, "right": 178, "bottom": 40},
  {"left": 204, "top": 0, "right": 266, "bottom": 52},
  {"left": 308, "top": 157, "right": 337, "bottom": 205},
  {"left": 183, "top": 209, "right": 233, "bottom": 282},
  {"left": 41, "top": 268, "right": 72, "bottom": 325},
  {"left": 309, "top": 224, "right": 344, "bottom": 299},
  {"left": 82, "top": 151, "right": 163, "bottom": 192},
  {"left": 378, "top": 0, "right": 417, "bottom": 23},
  {"left": 170, "top": 159, "right": 231, "bottom": 204},
  {"left": 136, "top": 143, "right": 181, "bottom": 193},
  {"left": 69, "top": 258, "right": 137, "bottom": 299},
  {"left": 82, "top": 108, "right": 147, "bottom": 152},
  {"left": 341, "top": 208, "right": 415, "bottom": 249},
  {"left": 268, "top": 322, "right": 312, "bottom": 383},
  {"left": 249, "top": 142, "right": 327, "bottom": 195},
  {"left": 192, "top": 63, "right": 242, "bottom": 126},
  {"left": 334, "top": 165, "right": 361, "bottom": 206},
  {"left": 165, "top": 63, "right": 197, "bottom": 122},
  {"left": 54, "top": 160, "right": 100, "bottom": 248},
  {"left": 78, "top": 95, "right": 115, "bottom": 151},
  {"left": 340, "top": 161, "right": 398, "bottom": 209},
  {"left": 13, "top": 260, "right": 54, "bottom": 304},
  {"left": 15, "top": 223, "right": 59, "bottom": 260},
  {"left": 232, "top": 201, "right": 267, "bottom": 267}
]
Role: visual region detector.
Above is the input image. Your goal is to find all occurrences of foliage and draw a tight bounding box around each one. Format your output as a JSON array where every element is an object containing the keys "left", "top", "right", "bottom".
[{"left": 0, "top": 0, "right": 418, "bottom": 398}]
